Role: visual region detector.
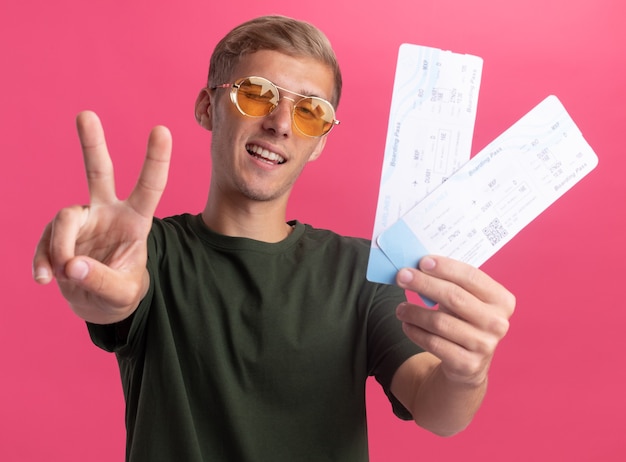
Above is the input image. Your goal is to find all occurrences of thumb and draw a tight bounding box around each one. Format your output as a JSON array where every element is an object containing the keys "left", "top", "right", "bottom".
[
  {"left": 63, "top": 256, "right": 146, "bottom": 309},
  {"left": 65, "top": 257, "right": 91, "bottom": 281}
]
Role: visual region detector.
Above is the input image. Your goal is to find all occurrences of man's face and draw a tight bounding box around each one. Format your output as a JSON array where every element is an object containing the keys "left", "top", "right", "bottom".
[{"left": 199, "top": 50, "right": 335, "bottom": 204}]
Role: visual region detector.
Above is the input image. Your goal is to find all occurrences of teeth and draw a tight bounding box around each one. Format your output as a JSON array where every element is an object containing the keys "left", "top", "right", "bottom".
[{"left": 246, "top": 144, "right": 285, "bottom": 164}]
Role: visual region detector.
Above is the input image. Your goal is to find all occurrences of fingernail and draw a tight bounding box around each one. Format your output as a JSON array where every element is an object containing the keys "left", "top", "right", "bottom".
[
  {"left": 69, "top": 260, "right": 89, "bottom": 280},
  {"left": 419, "top": 256, "right": 436, "bottom": 271},
  {"left": 33, "top": 267, "right": 50, "bottom": 282},
  {"left": 398, "top": 268, "right": 414, "bottom": 284}
]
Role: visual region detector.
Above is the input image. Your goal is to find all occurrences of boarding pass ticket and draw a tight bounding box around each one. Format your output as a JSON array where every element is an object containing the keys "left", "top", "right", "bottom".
[
  {"left": 366, "top": 44, "right": 483, "bottom": 285},
  {"left": 373, "top": 94, "right": 598, "bottom": 304}
]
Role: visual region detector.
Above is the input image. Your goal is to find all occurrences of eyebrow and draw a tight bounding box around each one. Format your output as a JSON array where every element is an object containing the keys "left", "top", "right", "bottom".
[{"left": 275, "top": 82, "right": 329, "bottom": 102}]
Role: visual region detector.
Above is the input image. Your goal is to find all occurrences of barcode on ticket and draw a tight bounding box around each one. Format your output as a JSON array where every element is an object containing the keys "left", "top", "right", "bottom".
[{"left": 482, "top": 218, "right": 509, "bottom": 246}]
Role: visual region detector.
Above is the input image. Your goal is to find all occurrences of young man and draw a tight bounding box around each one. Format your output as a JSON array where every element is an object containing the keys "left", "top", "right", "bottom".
[{"left": 33, "top": 15, "right": 515, "bottom": 462}]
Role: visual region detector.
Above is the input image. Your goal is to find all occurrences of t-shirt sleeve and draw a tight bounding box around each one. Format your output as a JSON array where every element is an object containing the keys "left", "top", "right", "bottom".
[
  {"left": 86, "top": 279, "right": 154, "bottom": 355},
  {"left": 366, "top": 281, "right": 424, "bottom": 420}
]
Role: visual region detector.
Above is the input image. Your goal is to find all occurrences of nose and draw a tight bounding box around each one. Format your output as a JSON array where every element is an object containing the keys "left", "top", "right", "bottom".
[{"left": 262, "top": 97, "right": 295, "bottom": 137}]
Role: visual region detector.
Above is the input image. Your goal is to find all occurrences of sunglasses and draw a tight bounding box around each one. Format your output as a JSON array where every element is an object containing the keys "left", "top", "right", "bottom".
[{"left": 212, "top": 76, "right": 340, "bottom": 137}]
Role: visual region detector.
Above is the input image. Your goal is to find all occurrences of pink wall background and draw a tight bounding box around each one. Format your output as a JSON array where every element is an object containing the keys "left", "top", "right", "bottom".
[{"left": 2, "top": 0, "right": 624, "bottom": 460}]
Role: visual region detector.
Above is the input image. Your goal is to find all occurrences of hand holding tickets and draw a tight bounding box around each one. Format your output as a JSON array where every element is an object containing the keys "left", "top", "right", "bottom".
[{"left": 367, "top": 46, "right": 598, "bottom": 306}]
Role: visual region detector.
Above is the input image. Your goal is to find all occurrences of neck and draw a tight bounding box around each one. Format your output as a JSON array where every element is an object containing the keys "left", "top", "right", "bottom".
[{"left": 201, "top": 190, "right": 293, "bottom": 243}]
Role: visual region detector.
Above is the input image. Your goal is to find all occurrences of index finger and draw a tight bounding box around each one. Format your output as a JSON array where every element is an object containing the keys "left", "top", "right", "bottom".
[
  {"left": 398, "top": 256, "right": 516, "bottom": 312},
  {"left": 76, "top": 111, "right": 116, "bottom": 204}
]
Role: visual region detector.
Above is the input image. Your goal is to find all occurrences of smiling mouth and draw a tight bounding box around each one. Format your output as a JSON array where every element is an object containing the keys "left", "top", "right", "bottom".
[{"left": 246, "top": 144, "right": 286, "bottom": 165}]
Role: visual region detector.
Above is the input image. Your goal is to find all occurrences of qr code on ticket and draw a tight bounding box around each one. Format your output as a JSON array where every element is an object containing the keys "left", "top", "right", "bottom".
[{"left": 482, "top": 218, "right": 508, "bottom": 246}]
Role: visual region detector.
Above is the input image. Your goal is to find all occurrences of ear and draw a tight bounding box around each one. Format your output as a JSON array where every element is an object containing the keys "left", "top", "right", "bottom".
[
  {"left": 194, "top": 88, "right": 213, "bottom": 130},
  {"left": 307, "top": 136, "right": 327, "bottom": 163}
]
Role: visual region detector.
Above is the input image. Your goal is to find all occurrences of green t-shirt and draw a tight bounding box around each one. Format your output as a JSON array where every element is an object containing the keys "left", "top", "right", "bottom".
[{"left": 88, "top": 214, "right": 423, "bottom": 461}]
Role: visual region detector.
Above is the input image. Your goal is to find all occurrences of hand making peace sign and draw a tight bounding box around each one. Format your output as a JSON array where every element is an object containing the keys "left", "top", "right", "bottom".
[{"left": 32, "top": 111, "right": 172, "bottom": 324}]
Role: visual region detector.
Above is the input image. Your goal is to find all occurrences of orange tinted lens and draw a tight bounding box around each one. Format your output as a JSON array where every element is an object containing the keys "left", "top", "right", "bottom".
[
  {"left": 293, "top": 97, "right": 335, "bottom": 136},
  {"left": 235, "top": 77, "right": 278, "bottom": 116}
]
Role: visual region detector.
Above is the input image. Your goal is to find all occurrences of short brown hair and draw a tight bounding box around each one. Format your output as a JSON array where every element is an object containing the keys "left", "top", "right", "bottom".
[{"left": 208, "top": 15, "right": 342, "bottom": 107}]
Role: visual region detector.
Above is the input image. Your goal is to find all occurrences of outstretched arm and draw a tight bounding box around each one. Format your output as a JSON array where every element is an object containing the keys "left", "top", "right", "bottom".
[
  {"left": 32, "top": 111, "right": 172, "bottom": 324},
  {"left": 390, "top": 256, "right": 515, "bottom": 436}
]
